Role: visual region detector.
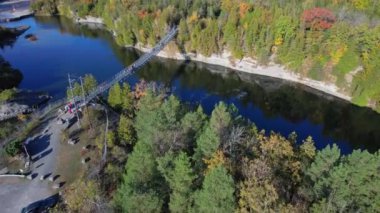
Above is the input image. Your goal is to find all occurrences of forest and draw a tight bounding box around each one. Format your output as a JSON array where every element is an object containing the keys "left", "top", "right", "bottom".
[
  {"left": 56, "top": 81, "right": 380, "bottom": 212},
  {"left": 25, "top": 1, "right": 380, "bottom": 211},
  {"left": 31, "top": 0, "right": 380, "bottom": 112}
]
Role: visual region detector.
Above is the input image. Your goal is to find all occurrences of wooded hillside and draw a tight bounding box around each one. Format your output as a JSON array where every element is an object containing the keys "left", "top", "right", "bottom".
[{"left": 31, "top": 0, "right": 380, "bottom": 111}]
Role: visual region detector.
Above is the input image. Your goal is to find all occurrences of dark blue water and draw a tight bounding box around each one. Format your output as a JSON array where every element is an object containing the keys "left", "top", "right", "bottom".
[{"left": 2, "top": 17, "right": 380, "bottom": 153}]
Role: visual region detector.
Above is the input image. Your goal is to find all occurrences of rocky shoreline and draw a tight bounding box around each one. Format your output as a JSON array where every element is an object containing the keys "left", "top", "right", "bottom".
[
  {"left": 75, "top": 16, "right": 351, "bottom": 102},
  {"left": 2, "top": 12, "right": 353, "bottom": 105},
  {"left": 0, "top": 90, "right": 51, "bottom": 121},
  {"left": 0, "top": 0, "right": 33, "bottom": 23},
  {"left": 138, "top": 46, "right": 351, "bottom": 101}
]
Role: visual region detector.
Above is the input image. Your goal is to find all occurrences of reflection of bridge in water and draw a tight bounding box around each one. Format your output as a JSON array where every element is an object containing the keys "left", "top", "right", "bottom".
[{"left": 0, "top": 27, "right": 178, "bottom": 121}]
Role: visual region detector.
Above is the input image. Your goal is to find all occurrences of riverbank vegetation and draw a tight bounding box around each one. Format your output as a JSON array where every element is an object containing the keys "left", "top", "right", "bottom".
[
  {"left": 0, "top": 56, "right": 23, "bottom": 92},
  {"left": 55, "top": 81, "right": 380, "bottom": 212},
  {"left": 31, "top": 0, "right": 380, "bottom": 111},
  {"left": 66, "top": 74, "right": 98, "bottom": 99},
  {"left": 0, "top": 56, "right": 24, "bottom": 147}
]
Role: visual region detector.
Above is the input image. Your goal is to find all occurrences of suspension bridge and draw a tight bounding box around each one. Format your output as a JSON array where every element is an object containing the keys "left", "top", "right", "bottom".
[
  {"left": 71, "top": 27, "right": 177, "bottom": 105},
  {"left": 0, "top": 27, "right": 178, "bottom": 122}
]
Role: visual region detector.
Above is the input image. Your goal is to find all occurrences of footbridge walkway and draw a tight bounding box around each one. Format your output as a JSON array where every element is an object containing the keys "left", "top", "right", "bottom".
[
  {"left": 0, "top": 27, "right": 178, "bottom": 122},
  {"left": 74, "top": 26, "right": 178, "bottom": 106}
]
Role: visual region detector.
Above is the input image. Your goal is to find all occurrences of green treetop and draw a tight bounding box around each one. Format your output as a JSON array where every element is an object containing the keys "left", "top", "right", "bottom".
[{"left": 193, "top": 165, "right": 236, "bottom": 213}]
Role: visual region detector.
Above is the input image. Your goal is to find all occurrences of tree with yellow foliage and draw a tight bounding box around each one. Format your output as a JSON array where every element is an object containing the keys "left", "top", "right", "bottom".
[
  {"left": 203, "top": 150, "right": 227, "bottom": 173},
  {"left": 63, "top": 178, "right": 104, "bottom": 212}
]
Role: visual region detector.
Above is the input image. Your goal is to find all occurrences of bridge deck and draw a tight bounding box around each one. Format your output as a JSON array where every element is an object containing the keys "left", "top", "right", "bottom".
[{"left": 0, "top": 27, "right": 178, "bottom": 121}]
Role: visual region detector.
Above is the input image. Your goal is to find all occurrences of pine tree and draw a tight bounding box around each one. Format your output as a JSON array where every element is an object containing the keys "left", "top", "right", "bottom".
[
  {"left": 181, "top": 106, "right": 207, "bottom": 147},
  {"left": 83, "top": 74, "right": 97, "bottom": 95},
  {"left": 309, "top": 149, "right": 380, "bottom": 212},
  {"left": 108, "top": 83, "right": 123, "bottom": 110},
  {"left": 106, "top": 82, "right": 132, "bottom": 113},
  {"left": 306, "top": 144, "right": 341, "bottom": 184},
  {"left": 114, "top": 141, "right": 163, "bottom": 212},
  {"left": 121, "top": 83, "right": 134, "bottom": 112},
  {"left": 193, "top": 165, "right": 236, "bottom": 213},
  {"left": 157, "top": 152, "right": 195, "bottom": 213},
  {"left": 194, "top": 102, "right": 233, "bottom": 170}
]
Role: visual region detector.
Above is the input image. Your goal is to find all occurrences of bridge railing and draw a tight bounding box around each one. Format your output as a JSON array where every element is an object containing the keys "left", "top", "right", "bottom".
[
  {"left": 0, "top": 27, "right": 178, "bottom": 122},
  {"left": 75, "top": 26, "right": 178, "bottom": 106}
]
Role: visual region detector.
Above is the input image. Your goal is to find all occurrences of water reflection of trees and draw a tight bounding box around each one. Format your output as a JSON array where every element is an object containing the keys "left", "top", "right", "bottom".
[
  {"left": 0, "top": 28, "right": 17, "bottom": 49},
  {"left": 0, "top": 56, "right": 23, "bottom": 89},
  {"left": 137, "top": 60, "right": 380, "bottom": 152},
  {"left": 0, "top": 28, "right": 23, "bottom": 88},
  {"left": 34, "top": 16, "right": 380, "bottom": 152},
  {"left": 35, "top": 16, "right": 140, "bottom": 66},
  {"left": 35, "top": 16, "right": 106, "bottom": 39}
]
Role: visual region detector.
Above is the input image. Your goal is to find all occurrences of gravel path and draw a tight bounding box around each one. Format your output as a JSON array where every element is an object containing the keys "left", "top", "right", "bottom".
[{"left": 0, "top": 113, "right": 66, "bottom": 212}]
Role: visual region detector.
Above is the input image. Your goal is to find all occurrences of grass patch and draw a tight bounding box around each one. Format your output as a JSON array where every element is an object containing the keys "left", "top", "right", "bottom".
[
  {"left": 308, "top": 62, "right": 324, "bottom": 81},
  {"left": 352, "top": 94, "right": 368, "bottom": 106},
  {"left": 333, "top": 47, "right": 360, "bottom": 75},
  {"left": 0, "top": 119, "right": 19, "bottom": 141},
  {"left": 55, "top": 108, "right": 106, "bottom": 185}
]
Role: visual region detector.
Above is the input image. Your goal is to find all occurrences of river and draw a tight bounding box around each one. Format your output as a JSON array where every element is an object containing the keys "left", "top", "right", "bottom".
[{"left": 1, "top": 16, "right": 380, "bottom": 154}]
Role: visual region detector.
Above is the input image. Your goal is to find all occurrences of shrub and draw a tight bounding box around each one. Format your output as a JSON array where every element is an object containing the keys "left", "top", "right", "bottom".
[
  {"left": 5, "top": 139, "right": 22, "bottom": 157},
  {"left": 333, "top": 47, "right": 360, "bottom": 74},
  {"left": 0, "top": 88, "right": 16, "bottom": 103},
  {"left": 31, "top": 0, "right": 58, "bottom": 15}
]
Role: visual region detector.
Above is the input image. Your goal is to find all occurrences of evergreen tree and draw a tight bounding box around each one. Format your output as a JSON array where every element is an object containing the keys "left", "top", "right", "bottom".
[
  {"left": 66, "top": 82, "right": 81, "bottom": 99},
  {"left": 194, "top": 102, "right": 233, "bottom": 166},
  {"left": 157, "top": 152, "right": 195, "bottom": 213},
  {"left": 306, "top": 144, "right": 341, "bottom": 184},
  {"left": 121, "top": 83, "right": 134, "bottom": 112},
  {"left": 108, "top": 82, "right": 134, "bottom": 112},
  {"left": 83, "top": 74, "right": 97, "bottom": 95},
  {"left": 114, "top": 141, "right": 163, "bottom": 212},
  {"left": 178, "top": 19, "right": 190, "bottom": 46},
  {"left": 108, "top": 83, "right": 123, "bottom": 110},
  {"left": 193, "top": 165, "right": 236, "bottom": 213},
  {"left": 181, "top": 106, "right": 207, "bottom": 149},
  {"left": 309, "top": 149, "right": 380, "bottom": 212}
]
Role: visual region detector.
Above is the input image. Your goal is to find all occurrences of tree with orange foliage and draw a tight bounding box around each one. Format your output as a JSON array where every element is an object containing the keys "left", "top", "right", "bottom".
[
  {"left": 137, "top": 9, "right": 148, "bottom": 19},
  {"left": 239, "top": 2, "right": 252, "bottom": 18},
  {"left": 134, "top": 80, "right": 148, "bottom": 99}
]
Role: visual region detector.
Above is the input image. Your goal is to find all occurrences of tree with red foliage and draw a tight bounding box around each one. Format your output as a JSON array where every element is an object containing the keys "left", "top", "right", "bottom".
[{"left": 302, "top": 8, "right": 336, "bottom": 30}]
